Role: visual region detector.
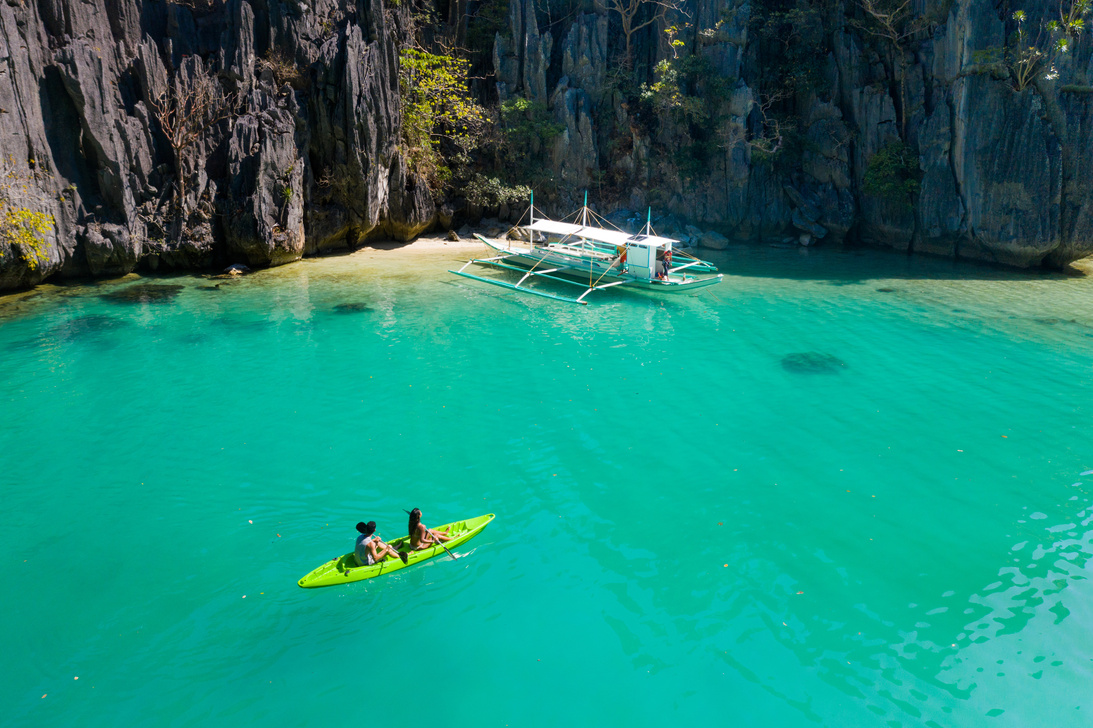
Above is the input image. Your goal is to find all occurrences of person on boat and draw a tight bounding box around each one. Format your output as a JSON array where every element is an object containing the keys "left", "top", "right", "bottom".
[
  {"left": 655, "top": 251, "right": 668, "bottom": 280},
  {"left": 615, "top": 245, "right": 628, "bottom": 273},
  {"left": 354, "top": 521, "right": 402, "bottom": 566},
  {"left": 408, "top": 508, "right": 451, "bottom": 551},
  {"left": 663, "top": 248, "right": 673, "bottom": 277}
]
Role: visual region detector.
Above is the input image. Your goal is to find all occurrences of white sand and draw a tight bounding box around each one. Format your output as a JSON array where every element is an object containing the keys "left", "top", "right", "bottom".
[{"left": 358, "top": 232, "right": 494, "bottom": 255}]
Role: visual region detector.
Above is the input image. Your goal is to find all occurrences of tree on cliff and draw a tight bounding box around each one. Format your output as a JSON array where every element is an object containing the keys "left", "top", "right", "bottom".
[
  {"left": 852, "top": 0, "right": 934, "bottom": 138},
  {"left": 399, "top": 48, "right": 487, "bottom": 187},
  {"left": 148, "top": 60, "right": 236, "bottom": 237},
  {"left": 1002, "top": 1, "right": 1090, "bottom": 92},
  {"left": 601, "top": 0, "right": 685, "bottom": 64}
]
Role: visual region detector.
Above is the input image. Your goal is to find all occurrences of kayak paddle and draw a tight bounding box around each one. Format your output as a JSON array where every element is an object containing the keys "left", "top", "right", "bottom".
[
  {"left": 375, "top": 533, "right": 409, "bottom": 564},
  {"left": 424, "top": 524, "right": 459, "bottom": 561}
]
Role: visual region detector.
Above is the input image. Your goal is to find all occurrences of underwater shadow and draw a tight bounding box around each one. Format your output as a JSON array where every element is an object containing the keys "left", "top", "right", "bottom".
[{"left": 702, "top": 244, "right": 1089, "bottom": 284}]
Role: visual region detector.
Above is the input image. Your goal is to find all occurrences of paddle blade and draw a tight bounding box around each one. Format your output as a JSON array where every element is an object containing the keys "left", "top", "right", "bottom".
[{"left": 398, "top": 551, "right": 409, "bottom": 564}]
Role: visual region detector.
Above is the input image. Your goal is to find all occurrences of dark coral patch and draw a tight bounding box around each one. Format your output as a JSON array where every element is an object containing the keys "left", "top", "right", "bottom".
[
  {"left": 781, "top": 352, "right": 848, "bottom": 374},
  {"left": 876, "top": 287, "right": 898, "bottom": 293},
  {"left": 333, "top": 302, "right": 371, "bottom": 313},
  {"left": 50, "top": 314, "right": 130, "bottom": 340},
  {"left": 101, "top": 283, "right": 185, "bottom": 304}
]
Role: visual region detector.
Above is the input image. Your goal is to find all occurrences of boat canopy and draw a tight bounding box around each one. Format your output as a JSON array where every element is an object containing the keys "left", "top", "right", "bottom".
[
  {"left": 527, "top": 219, "right": 676, "bottom": 248},
  {"left": 626, "top": 234, "right": 678, "bottom": 249}
]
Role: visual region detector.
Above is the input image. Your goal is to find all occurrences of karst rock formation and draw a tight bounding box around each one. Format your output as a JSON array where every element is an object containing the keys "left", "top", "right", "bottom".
[{"left": 0, "top": 0, "right": 1091, "bottom": 291}]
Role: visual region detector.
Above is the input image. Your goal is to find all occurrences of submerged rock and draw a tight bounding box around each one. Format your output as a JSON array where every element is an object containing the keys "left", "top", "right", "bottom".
[
  {"left": 334, "top": 302, "right": 371, "bottom": 314},
  {"left": 50, "top": 314, "right": 130, "bottom": 340},
  {"left": 876, "top": 287, "right": 898, "bottom": 293},
  {"left": 781, "top": 352, "right": 848, "bottom": 375},
  {"left": 100, "top": 283, "right": 184, "bottom": 304}
]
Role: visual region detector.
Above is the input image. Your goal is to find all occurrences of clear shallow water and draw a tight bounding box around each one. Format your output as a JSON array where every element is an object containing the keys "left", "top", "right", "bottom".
[{"left": 2, "top": 244, "right": 1092, "bottom": 726}]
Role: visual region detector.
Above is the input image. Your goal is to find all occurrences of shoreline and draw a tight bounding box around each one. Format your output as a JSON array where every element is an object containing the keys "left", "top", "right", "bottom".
[{"left": 2, "top": 231, "right": 1091, "bottom": 304}]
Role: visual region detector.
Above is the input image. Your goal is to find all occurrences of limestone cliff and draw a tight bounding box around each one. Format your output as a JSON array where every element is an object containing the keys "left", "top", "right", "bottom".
[
  {"left": 0, "top": 0, "right": 413, "bottom": 290},
  {"left": 0, "top": 0, "right": 1090, "bottom": 292},
  {"left": 487, "top": 0, "right": 1093, "bottom": 268}
]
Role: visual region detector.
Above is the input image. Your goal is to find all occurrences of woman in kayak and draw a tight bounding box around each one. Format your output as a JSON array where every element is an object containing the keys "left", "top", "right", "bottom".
[
  {"left": 354, "top": 521, "right": 404, "bottom": 566},
  {"left": 408, "top": 508, "right": 451, "bottom": 550}
]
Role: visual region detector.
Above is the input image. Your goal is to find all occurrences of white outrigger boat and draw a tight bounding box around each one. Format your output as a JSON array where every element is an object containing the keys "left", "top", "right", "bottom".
[{"left": 450, "top": 194, "right": 723, "bottom": 304}]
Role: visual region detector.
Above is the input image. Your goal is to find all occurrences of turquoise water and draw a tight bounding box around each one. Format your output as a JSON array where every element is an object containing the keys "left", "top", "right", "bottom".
[{"left": 2, "top": 244, "right": 1092, "bottom": 726}]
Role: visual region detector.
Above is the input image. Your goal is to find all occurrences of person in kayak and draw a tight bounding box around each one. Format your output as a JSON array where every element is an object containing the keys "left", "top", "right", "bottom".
[
  {"left": 354, "top": 521, "right": 403, "bottom": 566},
  {"left": 408, "top": 508, "right": 451, "bottom": 551}
]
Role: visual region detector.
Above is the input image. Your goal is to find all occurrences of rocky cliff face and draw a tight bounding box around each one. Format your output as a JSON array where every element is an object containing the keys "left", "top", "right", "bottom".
[
  {"left": 0, "top": 0, "right": 413, "bottom": 290},
  {"left": 0, "top": 0, "right": 1090, "bottom": 292},
  {"left": 492, "top": 0, "right": 1093, "bottom": 268}
]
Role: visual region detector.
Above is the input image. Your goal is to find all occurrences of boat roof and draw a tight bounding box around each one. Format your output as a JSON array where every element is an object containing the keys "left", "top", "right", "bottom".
[
  {"left": 626, "top": 234, "right": 677, "bottom": 248},
  {"left": 527, "top": 219, "right": 677, "bottom": 248}
]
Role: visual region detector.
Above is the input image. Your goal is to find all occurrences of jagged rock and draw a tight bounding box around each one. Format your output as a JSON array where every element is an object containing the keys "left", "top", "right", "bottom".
[
  {"left": 792, "top": 209, "right": 828, "bottom": 239},
  {"left": 80, "top": 223, "right": 140, "bottom": 276},
  {"left": 223, "top": 89, "right": 306, "bottom": 266},
  {"left": 384, "top": 158, "right": 436, "bottom": 242},
  {"left": 560, "top": 14, "right": 609, "bottom": 107},
  {"left": 493, "top": 0, "right": 551, "bottom": 102},
  {"left": 917, "top": 98, "right": 966, "bottom": 256},
  {"left": 550, "top": 81, "right": 597, "bottom": 189},
  {"left": 446, "top": 229, "right": 460, "bottom": 242},
  {"left": 698, "top": 230, "right": 730, "bottom": 250}
]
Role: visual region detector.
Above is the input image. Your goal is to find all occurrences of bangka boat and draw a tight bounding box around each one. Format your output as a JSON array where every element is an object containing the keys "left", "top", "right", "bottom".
[
  {"left": 297, "top": 514, "right": 495, "bottom": 588},
  {"left": 450, "top": 195, "right": 723, "bottom": 304}
]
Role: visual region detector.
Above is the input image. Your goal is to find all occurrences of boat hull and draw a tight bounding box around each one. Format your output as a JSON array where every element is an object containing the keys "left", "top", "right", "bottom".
[
  {"left": 297, "top": 513, "right": 495, "bottom": 588},
  {"left": 474, "top": 236, "right": 722, "bottom": 293}
]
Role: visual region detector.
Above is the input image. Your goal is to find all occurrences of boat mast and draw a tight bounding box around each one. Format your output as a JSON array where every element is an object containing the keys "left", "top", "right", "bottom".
[
  {"left": 646, "top": 207, "right": 652, "bottom": 236},
  {"left": 582, "top": 190, "right": 588, "bottom": 228},
  {"left": 530, "top": 190, "right": 534, "bottom": 227}
]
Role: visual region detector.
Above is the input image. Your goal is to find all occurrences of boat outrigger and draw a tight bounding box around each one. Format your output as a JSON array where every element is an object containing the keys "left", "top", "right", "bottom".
[{"left": 450, "top": 194, "right": 723, "bottom": 304}]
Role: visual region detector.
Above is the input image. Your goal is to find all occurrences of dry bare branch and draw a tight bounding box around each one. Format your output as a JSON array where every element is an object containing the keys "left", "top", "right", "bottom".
[
  {"left": 600, "top": 0, "right": 687, "bottom": 61},
  {"left": 147, "top": 64, "right": 236, "bottom": 220}
]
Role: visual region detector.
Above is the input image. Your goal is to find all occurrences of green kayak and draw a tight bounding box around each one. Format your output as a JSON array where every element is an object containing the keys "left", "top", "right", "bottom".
[{"left": 297, "top": 513, "right": 495, "bottom": 588}]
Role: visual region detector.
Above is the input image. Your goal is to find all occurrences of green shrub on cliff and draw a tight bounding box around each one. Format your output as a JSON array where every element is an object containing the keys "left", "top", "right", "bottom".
[
  {"left": 863, "top": 139, "right": 921, "bottom": 209},
  {"left": 641, "top": 59, "right": 709, "bottom": 126},
  {"left": 1006, "top": 2, "right": 1090, "bottom": 91},
  {"left": 965, "top": 1, "right": 1090, "bottom": 93},
  {"left": 500, "top": 97, "right": 564, "bottom": 157},
  {"left": 399, "top": 49, "right": 487, "bottom": 187},
  {"left": 463, "top": 174, "right": 532, "bottom": 208},
  {"left": 0, "top": 161, "right": 53, "bottom": 271}
]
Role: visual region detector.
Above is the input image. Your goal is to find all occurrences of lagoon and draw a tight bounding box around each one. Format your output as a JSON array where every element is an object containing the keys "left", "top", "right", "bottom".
[{"left": 2, "top": 243, "right": 1092, "bottom": 726}]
